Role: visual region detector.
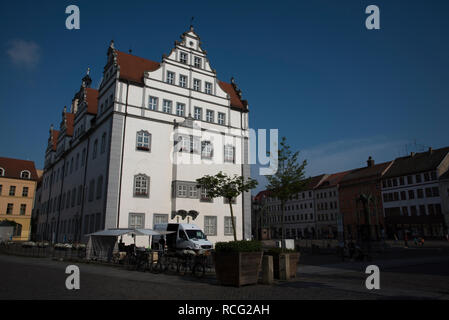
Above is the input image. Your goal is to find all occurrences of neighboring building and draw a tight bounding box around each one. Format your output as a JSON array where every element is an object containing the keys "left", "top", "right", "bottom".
[
  {"left": 382, "top": 147, "right": 449, "bottom": 239},
  {"left": 34, "top": 27, "right": 251, "bottom": 245},
  {"left": 439, "top": 170, "right": 449, "bottom": 236},
  {"left": 314, "top": 171, "right": 352, "bottom": 239},
  {"left": 0, "top": 157, "right": 39, "bottom": 241},
  {"left": 255, "top": 175, "right": 328, "bottom": 239},
  {"left": 339, "top": 157, "right": 392, "bottom": 240}
]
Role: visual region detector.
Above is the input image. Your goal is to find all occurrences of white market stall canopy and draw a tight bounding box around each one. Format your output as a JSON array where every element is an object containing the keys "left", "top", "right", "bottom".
[{"left": 87, "top": 228, "right": 175, "bottom": 237}]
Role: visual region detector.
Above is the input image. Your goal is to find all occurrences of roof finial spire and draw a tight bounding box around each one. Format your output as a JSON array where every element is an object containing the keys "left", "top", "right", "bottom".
[
  {"left": 110, "top": 40, "right": 115, "bottom": 49},
  {"left": 190, "top": 17, "right": 194, "bottom": 31},
  {"left": 86, "top": 67, "right": 90, "bottom": 76}
]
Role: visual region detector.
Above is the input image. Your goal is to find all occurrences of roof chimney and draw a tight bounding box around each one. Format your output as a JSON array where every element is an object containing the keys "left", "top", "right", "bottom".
[
  {"left": 367, "top": 156, "right": 375, "bottom": 167},
  {"left": 428, "top": 147, "right": 433, "bottom": 154},
  {"left": 411, "top": 152, "right": 415, "bottom": 157}
]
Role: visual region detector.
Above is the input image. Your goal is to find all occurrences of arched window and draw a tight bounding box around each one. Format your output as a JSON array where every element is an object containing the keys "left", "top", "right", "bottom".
[
  {"left": 136, "top": 131, "right": 151, "bottom": 151},
  {"left": 20, "top": 170, "right": 30, "bottom": 179},
  {"left": 134, "top": 174, "right": 149, "bottom": 197},
  {"left": 0, "top": 167, "right": 4, "bottom": 176}
]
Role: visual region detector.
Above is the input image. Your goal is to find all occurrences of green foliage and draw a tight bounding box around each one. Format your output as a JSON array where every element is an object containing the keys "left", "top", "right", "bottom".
[
  {"left": 265, "top": 137, "right": 308, "bottom": 202},
  {"left": 196, "top": 172, "right": 258, "bottom": 241},
  {"left": 215, "top": 240, "right": 262, "bottom": 253},
  {"left": 196, "top": 172, "right": 258, "bottom": 201}
]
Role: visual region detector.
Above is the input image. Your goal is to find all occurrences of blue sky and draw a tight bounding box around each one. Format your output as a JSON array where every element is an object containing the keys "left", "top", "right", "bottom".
[{"left": 1, "top": 0, "right": 448, "bottom": 194}]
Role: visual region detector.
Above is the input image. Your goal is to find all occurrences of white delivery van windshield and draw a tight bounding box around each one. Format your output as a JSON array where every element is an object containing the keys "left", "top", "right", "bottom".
[{"left": 186, "top": 229, "right": 206, "bottom": 240}]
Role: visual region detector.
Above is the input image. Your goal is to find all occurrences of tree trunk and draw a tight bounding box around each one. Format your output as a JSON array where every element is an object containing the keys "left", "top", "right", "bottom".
[
  {"left": 281, "top": 200, "right": 285, "bottom": 250},
  {"left": 229, "top": 200, "right": 237, "bottom": 241}
]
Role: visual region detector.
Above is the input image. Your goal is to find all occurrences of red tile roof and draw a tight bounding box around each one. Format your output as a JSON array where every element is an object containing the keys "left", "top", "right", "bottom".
[
  {"left": 383, "top": 147, "right": 449, "bottom": 178},
  {"left": 116, "top": 50, "right": 160, "bottom": 85},
  {"left": 254, "top": 190, "right": 272, "bottom": 201},
  {"left": 218, "top": 81, "right": 247, "bottom": 111},
  {"left": 114, "top": 50, "right": 248, "bottom": 112},
  {"left": 0, "top": 157, "right": 38, "bottom": 180},
  {"left": 65, "top": 113, "right": 75, "bottom": 136},
  {"left": 85, "top": 88, "right": 99, "bottom": 115},
  {"left": 50, "top": 130, "right": 59, "bottom": 151},
  {"left": 340, "top": 161, "right": 392, "bottom": 184},
  {"left": 316, "top": 170, "right": 353, "bottom": 189}
]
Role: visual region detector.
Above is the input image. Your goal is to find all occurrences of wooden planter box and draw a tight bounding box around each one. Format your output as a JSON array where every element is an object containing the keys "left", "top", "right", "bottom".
[
  {"left": 213, "top": 251, "right": 263, "bottom": 287},
  {"left": 267, "top": 252, "right": 300, "bottom": 279}
]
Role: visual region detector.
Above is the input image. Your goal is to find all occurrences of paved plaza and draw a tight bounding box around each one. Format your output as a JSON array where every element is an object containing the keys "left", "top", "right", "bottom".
[{"left": 1, "top": 244, "right": 448, "bottom": 300}]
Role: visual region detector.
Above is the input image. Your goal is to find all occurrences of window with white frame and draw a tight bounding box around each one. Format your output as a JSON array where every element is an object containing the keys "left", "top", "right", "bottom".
[
  {"left": 205, "top": 82, "right": 212, "bottom": 94},
  {"left": 148, "top": 96, "right": 158, "bottom": 110},
  {"left": 201, "top": 141, "right": 213, "bottom": 159},
  {"left": 204, "top": 216, "right": 217, "bottom": 236},
  {"left": 176, "top": 103, "right": 185, "bottom": 116},
  {"left": 166, "top": 71, "right": 175, "bottom": 84},
  {"left": 206, "top": 110, "right": 214, "bottom": 122},
  {"left": 218, "top": 112, "right": 225, "bottom": 125},
  {"left": 177, "top": 184, "right": 187, "bottom": 197},
  {"left": 20, "top": 170, "right": 30, "bottom": 179},
  {"left": 129, "top": 213, "right": 145, "bottom": 229},
  {"left": 193, "top": 79, "right": 201, "bottom": 91},
  {"left": 162, "top": 100, "right": 172, "bottom": 113},
  {"left": 194, "top": 56, "right": 202, "bottom": 68},
  {"left": 194, "top": 107, "right": 202, "bottom": 120},
  {"left": 179, "top": 75, "right": 187, "bottom": 88},
  {"left": 136, "top": 130, "right": 151, "bottom": 151},
  {"left": 224, "top": 216, "right": 236, "bottom": 236},
  {"left": 134, "top": 174, "right": 149, "bottom": 197},
  {"left": 180, "top": 52, "right": 188, "bottom": 64},
  {"left": 200, "top": 187, "right": 212, "bottom": 202},
  {"left": 224, "top": 145, "right": 235, "bottom": 163},
  {"left": 153, "top": 213, "right": 168, "bottom": 227},
  {"left": 188, "top": 185, "right": 198, "bottom": 198}
]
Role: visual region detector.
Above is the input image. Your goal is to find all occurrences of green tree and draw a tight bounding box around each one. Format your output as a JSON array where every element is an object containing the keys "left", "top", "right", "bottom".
[
  {"left": 196, "top": 172, "right": 258, "bottom": 241},
  {"left": 265, "top": 137, "right": 308, "bottom": 248}
]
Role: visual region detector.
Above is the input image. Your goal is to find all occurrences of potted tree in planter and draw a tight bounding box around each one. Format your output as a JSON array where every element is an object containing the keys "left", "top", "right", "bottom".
[
  {"left": 196, "top": 172, "right": 260, "bottom": 287},
  {"left": 214, "top": 240, "right": 263, "bottom": 287},
  {"left": 265, "top": 137, "right": 308, "bottom": 279}
]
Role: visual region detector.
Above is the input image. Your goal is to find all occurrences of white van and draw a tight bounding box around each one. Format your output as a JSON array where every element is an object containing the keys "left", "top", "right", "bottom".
[{"left": 153, "top": 223, "right": 213, "bottom": 251}]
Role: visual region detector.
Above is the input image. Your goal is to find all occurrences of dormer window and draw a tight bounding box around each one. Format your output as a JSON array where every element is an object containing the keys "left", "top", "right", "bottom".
[
  {"left": 0, "top": 168, "right": 4, "bottom": 176},
  {"left": 194, "top": 57, "right": 202, "bottom": 68},
  {"left": 20, "top": 170, "right": 30, "bottom": 179},
  {"left": 180, "top": 52, "right": 188, "bottom": 64}
]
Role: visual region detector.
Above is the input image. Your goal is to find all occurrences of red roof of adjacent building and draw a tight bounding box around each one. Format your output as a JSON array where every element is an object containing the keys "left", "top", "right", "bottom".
[
  {"left": 65, "top": 113, "right": 75, "bottom": 136},
  {"left": 316, "top": 170, "right": 353, "bottom": 189},
  {"left": 116, "top": 50, "right": 160, "bottom": 85},
  {"left": 340, "top": 161, "right": 392, "bottom": 184},
  {"left": 50, "top": 130, "right": 59, "bottom": 151},
  {"left": 254, "top": 190, "right": 272, "bottom": 201},
  {"left": 85, "top": 88, "right": 99, "bottom": 115},
  {"left": 0, "top": 157, "right": 39, "bottom": 180},
  {"left": 218, "top": 81, "right": 247, "bottom": 111}
]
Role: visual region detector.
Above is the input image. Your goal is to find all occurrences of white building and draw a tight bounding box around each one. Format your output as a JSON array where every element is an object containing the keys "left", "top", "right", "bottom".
[
  {"left": 34, "top": 27, "right": 252, "bottom": 246},
  {"left": 382, "top": 147, "right": 449, "bottom": 238}
]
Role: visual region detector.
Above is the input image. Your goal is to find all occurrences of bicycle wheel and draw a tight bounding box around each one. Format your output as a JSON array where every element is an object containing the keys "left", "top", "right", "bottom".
[{"left": 192, "top": 263, "right": 205, "bottom": 279}]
